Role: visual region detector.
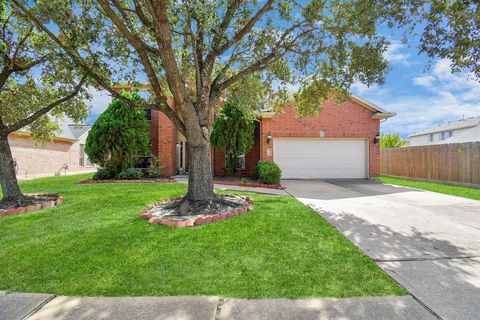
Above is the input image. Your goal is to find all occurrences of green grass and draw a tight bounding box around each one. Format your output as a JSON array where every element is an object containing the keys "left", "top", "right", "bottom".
[
  {"left": 0, "top": 174, "right": 405, "bottom": 298},
  {"left": 377, "top": 176, "right": 480, "bottom": 201}
]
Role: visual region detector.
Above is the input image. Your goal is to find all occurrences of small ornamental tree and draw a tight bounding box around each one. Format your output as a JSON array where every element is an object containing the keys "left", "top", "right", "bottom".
[
  {"left": 85, "top": 92, "right": 150, "bottom": 176},
  {"left": 212, "top": 76, "right": 268, "bottom": 175},
  {"left": 211, "top": 99, "right": 256, "bottom": 175},
  {"left": 380, "top": 133, "right": 406, "bottom": 149}
]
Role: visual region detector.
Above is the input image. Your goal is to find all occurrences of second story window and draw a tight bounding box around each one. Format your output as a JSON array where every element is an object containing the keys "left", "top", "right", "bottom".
[
  {"left": 428, "top": 134, "right": 433, "bottom": 142},
  {"left": 440, "top": 132, "right": 446, "bottom": 140},
  {"left": 448, "top": 131, "right": 453, "bottom": 138},
  {"left": 144, "top": 109, "right": 152, "bottom": 120}
]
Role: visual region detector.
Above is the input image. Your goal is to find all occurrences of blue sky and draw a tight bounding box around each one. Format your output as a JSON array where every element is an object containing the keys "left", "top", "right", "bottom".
[
  {"left": 351, "top": 40, "right": 480, "bottom": 138},
  {"left": 85, "top": 29, "right": 480, "bottom": 139}
]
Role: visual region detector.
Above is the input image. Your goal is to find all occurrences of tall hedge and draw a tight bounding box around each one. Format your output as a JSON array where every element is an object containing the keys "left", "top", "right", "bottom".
[
  {"left": 211, "top": 98, "right": 256, "bottom": 175},
  {"left": 85, "top": 92, "right": 150, "bottom": 174}
]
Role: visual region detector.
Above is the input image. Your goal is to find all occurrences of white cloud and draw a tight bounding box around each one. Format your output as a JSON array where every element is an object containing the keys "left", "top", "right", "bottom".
[
  {"left": 412, "top": 75, "right": 435, "bottom": 88},
  {"left": 380, "top": 94, "right": 480, "bottom": 137},
  {"left": 360, "top": 59, "right": 480, "bottom": 138},
  {"left": 384, "top": 42, "right": 411, "bottom": 66},
  {"left": 382, "top": 59, "right": 480, "bottom": 136},
  {"left": 412, "top": 59, "right": 480, "bottom": 101}
]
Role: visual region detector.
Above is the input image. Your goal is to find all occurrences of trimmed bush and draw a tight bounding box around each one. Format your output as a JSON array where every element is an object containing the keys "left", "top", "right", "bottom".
[
  {"left": 85, "top": 91, "right": 150, "bottom": 175},
  {"left": 146, "top": 167, "right": 161, "bottom": 178},
  {"left": 93, "top": 167, "right": 117, "bottom": 180},
  {"left": 117, "top": 168, "right": 143, "bottom": 180},
  {"left": 257, "top": 161, "right": 282, "bottom": 185}
]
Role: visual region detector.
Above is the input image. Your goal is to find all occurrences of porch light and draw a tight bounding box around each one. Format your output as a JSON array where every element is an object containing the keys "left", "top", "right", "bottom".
[
  {"left": 374, "top": 132, "right": 381, "bottom": 144},
  {"left": 266, "top": 132, "right": 272, "bottom": 144}
]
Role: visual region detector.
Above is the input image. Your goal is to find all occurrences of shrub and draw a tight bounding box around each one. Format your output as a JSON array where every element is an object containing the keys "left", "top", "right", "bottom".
[
  {"left": 211, "top": 89, "right": 257, "bottom": 175},
  {"left": 93, "top": 167, "right": 117, "bottom": 180},
  {"left": 117, "top": 168, "right": 143, "bottom": 180},
  {"left": 146, "top": 166, "right": 161, "bottom": 178},
  {"left": 257, "top": 161, "right": 282, "bottom": 185},
  {"left": 85, "top": 91, "right": 150, "bottom": 174}
]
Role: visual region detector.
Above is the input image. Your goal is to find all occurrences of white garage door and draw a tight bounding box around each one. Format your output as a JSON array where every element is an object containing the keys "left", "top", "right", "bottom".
[{"left": 273, "top": 138, "right": 368, "bottom": 179}]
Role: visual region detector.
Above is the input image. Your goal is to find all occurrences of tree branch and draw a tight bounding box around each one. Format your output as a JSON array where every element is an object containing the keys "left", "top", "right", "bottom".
[
  {"left": 212, "top": 0, "right": 274, "bottom": 58},
  {"left": 12, "top": 53, "right": 50, "bottom": 72},
  {"left": 98, "top": 0, "right": 165, "bottom": 99},
  {"left": 133, "top": 0, "right": 153, "bottom": 28},
  {"left": 12, "top": 25, "right": 33, "bottom": 60},
  {"left": 12, "top": 0, "right": 186, "bottom": 136},
  {"left": 0, "top": 67, "right": 12, "bottom": 92},
  {"left": 6, "top": 74, "right": 88, "bottom": 134},
  {"left": 152, "top": 0, "right": 187, "bottom": 105}
]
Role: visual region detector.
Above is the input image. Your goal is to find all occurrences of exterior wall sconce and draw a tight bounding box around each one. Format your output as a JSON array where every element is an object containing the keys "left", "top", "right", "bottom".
[
  {"left": 374, "top": 132, "right": 381, "bottom": 144},
  {"left": 266, "top": 132, "right": 272, "bottom": 144}
]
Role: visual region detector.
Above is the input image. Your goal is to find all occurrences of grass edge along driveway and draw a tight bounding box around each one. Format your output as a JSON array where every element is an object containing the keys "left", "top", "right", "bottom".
[
  {"left": 377, "top": 176, "right": 480, "bottom": 201},
  {"left": 0, "top": 174, "right": 406, "bottom": 298}
]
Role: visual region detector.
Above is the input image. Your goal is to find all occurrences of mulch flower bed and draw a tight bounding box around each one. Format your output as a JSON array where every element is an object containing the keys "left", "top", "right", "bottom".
[
  {"left": 0, "top": 193, "right": 64, "bottom": 217},
  {"left": 140, "top": 195, "right": 254, "bottom": 227},
  {"left": 213, "top": 180, "right": 285, "bottom": 190},
  {"left": 78, "top": 177, "right": 176, "bottom": 184}
]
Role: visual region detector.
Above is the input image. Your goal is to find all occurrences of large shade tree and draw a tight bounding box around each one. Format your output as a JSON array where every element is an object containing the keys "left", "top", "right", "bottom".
[
  {"left": 0, "top": 2, "right": 88, "bottom": 203},
  {"left": 13, "top": 0, "right": 479, "bottom": 213}
]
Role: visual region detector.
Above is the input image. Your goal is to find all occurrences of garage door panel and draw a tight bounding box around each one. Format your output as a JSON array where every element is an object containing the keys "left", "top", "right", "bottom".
[{"left": 273, "top": 138, "right": 368, "bottom": 179}]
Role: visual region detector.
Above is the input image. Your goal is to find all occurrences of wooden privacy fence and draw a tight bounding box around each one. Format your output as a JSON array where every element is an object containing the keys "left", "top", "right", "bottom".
[{"left": 381, "top": 142, "right": 480, "bottom": 186}]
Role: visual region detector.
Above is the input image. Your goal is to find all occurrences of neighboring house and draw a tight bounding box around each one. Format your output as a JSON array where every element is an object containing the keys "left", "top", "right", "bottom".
[
  {"left": 148, "top": 95, "right": 395, "bottom": 179},
  {"left": 409, "top": 116, "right": 480, "bottom": 147},
  {"left": 9, "top": 121, "right": 95, "bottom": 179}
]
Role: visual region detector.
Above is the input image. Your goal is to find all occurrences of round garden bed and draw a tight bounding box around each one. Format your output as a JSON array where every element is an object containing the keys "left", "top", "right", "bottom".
[
  {"left": 140, "top": 195, "right": 254, "bottom": 227},
  {"left": 78, "top": 177, "right": 176, "bottom": 184},
  {"left": 0, "top": 193, "right": 64, "bottom": 217}
]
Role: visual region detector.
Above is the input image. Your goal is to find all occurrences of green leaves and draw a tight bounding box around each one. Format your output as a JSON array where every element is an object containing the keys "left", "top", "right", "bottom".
[
  {"left": 85, "top": 91, "right": 150, "bottom": 174},
  {"left": 0, "top": 2, "right": 89, "bottom": 140},
  {"left": 211, "top": 88, "right": 258, "bottom": 175},
  {"left": 380, "top": 133, "right": 406, "bottom": 149}
]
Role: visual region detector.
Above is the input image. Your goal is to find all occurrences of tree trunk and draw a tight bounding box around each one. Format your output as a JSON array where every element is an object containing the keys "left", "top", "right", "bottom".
[
  {"left": 0, "top": 134, "right": 23, "bottom": 202},
  {"left": 186, "top": 141, "right": 215, "bottom": 202}
]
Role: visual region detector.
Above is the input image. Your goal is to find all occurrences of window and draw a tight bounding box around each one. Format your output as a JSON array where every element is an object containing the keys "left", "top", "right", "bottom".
[
  {"left": 143, "top": 109, "right": 152, "bottom": 120},
  {"left": 86, "top": 157, "right": 94, "bottom": 167},
  {"left": 79, "top": 144, "right": 85, "bottom": 166},
  {"left": 448, "top": 131, "right": 453, "bottom": 138},
  {"left": 225, "top": 153, "right": 246, "bottom": 170},
  {"left": 428, "top": 134, "right": 433, "bottom": 142},
  {"left": 440, "top": 132, "right": 446, "bottom": 140}
]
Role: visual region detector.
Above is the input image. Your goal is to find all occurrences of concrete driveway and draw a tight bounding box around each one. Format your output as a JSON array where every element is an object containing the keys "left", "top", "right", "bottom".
[{"left": 284, "top": 179, "right": 480, "bottom": 320}]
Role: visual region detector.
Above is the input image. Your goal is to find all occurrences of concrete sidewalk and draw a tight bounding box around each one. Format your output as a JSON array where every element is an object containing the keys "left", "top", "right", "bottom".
[{"left": 2, "top": 292, "right": 436, "bottom": 320}]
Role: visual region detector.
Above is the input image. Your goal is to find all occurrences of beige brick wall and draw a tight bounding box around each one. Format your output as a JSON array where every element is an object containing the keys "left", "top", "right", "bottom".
[{"left": 9, "top": 132, "right": 95, "bottom": 179}]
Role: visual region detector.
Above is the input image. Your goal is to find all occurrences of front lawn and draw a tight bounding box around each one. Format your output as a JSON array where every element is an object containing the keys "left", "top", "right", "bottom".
[
  {"left": 377, "top": 176, "right": 480, "bottom": 201},
  {"left": 0, "top": 174, "right": 405, "bottom": 298}
]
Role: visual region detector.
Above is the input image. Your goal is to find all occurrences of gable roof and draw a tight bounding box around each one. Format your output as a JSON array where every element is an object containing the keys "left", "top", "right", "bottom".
[
  {"left": 409, "top": 116, "right": 480, "bottom": 137},
  {"left": 14, "top": 120, "right": 91, "bottom": 142},
  {"left": 261, "top": 95, "right": 396, "bottom": 119},
  {"left": 350, "top": 95, "right": 392, "bottom": 115}
]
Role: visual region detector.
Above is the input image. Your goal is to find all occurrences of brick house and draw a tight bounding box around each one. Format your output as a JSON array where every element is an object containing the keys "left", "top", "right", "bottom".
[
  {"left": 149, "top": 95, "right": 395, "bottom": 179},
  {"left": 9, "top": 121, "right": 96, "bottom": 179}
]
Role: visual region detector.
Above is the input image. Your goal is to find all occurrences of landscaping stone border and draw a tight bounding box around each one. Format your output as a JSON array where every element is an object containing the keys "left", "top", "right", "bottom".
[
  {"left": 139, "top": 197, "right": 254, "bottom": 227},
  {"left": 0, "top": 194, "right": 63, "bottom": 217},
  {"left": 213, "top": 180, "right": 285, "bottom": 190},
  {"left": 78, "top": 177, "right": 176, "bottom": 184}
]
